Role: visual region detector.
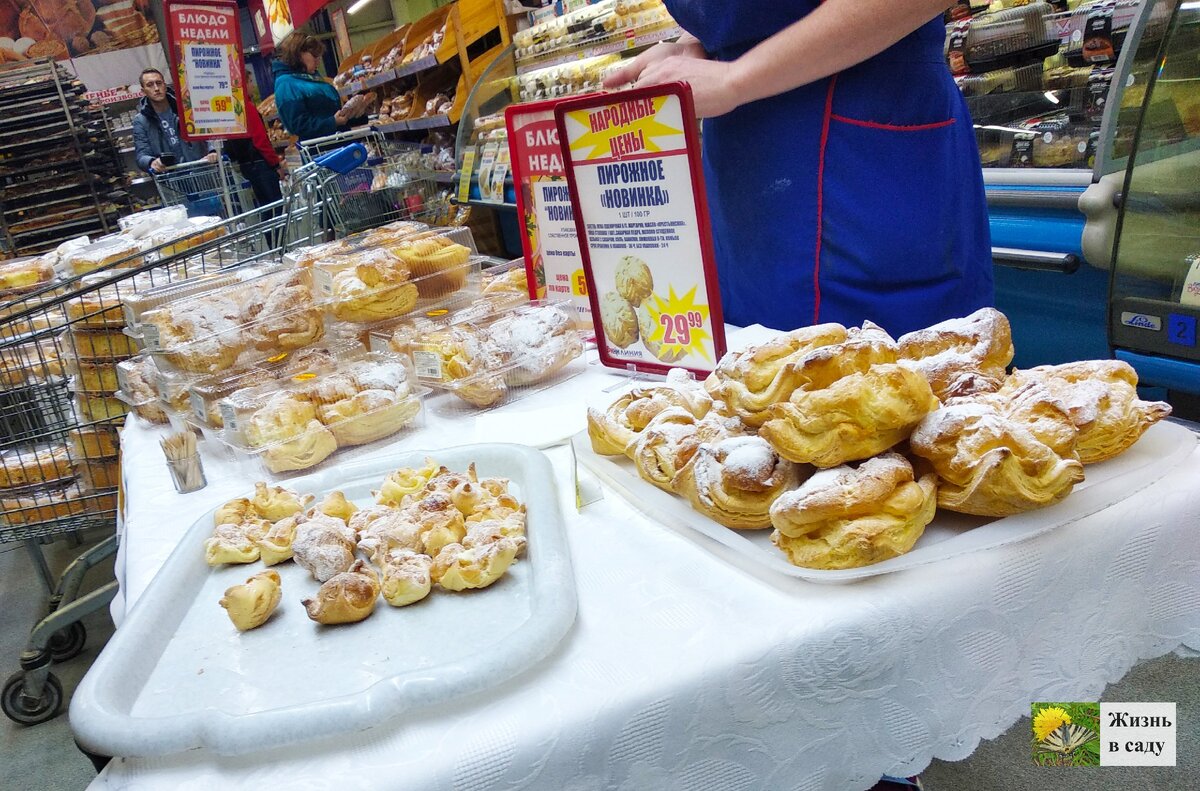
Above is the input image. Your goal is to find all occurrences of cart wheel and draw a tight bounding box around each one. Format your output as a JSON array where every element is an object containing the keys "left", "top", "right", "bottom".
[
  {"left": 48, "top": 622, "right": 87, "bottom": 663},
  {"left": 2, "top": 671, "right": 63, "bottom": 726}
]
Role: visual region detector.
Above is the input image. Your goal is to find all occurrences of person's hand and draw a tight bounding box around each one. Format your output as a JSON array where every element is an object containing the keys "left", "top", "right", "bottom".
[
  {"left": 602, "top": 39, "right": 707, "bottom": 89},
  {"left": 150, "top": 158, "right": 165, "bottom": 173},
  {"left": 275, "top": 163, "right": 288, "bottom": 181},
  {"left": 632, "top": 55, "right": 745, "bottom": 119},
  {"left": 204, "top": 151, "right": 219, "bottom": 163}
]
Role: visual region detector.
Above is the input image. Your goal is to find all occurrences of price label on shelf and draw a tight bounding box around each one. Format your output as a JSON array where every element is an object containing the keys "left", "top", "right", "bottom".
[
  {"left": 555, "top": 83, "right": 727, "bottom": 377},
  {"left": 457, "top": 146, "right": 477, "bottom": 205}
]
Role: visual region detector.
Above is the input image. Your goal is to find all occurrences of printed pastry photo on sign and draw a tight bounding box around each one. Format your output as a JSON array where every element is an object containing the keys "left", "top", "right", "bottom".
[{"left": 0, "top": 0, "right": 159, "bottom": 61}]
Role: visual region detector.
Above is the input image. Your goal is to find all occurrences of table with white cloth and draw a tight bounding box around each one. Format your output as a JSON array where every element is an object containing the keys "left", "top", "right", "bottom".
[{"left": 87, "top": 326, "right": 1200, "bottom": 791}]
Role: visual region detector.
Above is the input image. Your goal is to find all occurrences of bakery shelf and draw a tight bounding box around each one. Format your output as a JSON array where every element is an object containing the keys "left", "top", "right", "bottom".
[
  {"left": 406, "top": 113, "right": 452, "bottom": 130},
  {"left": 515, "top": 24, "right": 682, "bottom": 75}
]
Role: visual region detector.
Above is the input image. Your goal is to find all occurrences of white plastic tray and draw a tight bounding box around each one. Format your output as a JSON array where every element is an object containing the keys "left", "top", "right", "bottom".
[
  {"left": 571, "top": 420, "right": 1196, "bottom": 584},
  {"left": 70, "top": 444, "right": 576, "bottom": 757}
]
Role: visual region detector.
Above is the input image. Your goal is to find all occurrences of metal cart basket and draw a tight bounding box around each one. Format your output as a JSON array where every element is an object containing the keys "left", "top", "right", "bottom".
[
  {"left": 0, "top": 145, "right": 368, "bottom": 726},
  {"left": 153, "top": 158, "right": 257, "bottom": 219}
]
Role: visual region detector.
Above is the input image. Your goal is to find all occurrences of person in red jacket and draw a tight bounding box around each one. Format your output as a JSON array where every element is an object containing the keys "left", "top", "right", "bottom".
[{"left": 225, "top": 104, "right": 286, "bottom": 214}]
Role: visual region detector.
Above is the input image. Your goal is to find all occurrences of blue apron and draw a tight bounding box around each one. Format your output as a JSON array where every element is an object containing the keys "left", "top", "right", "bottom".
[{"left": 664, "top": 0, "right": 993, "bottom": 336}]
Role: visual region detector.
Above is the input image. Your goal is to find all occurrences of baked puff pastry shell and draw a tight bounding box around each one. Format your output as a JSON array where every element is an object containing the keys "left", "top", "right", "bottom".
[
  {"left": 631, "top": 407, "right": 744, "bottom": 493},
  {"left": 897, "top": 307, "right": 1015, "bottom": 401},
  {"left": 587, "top": 368, "right": 714, "bottom": 456},
  {"left": 769, "top": 453, "right": 936, "bottom": 569},
  {"left": 378, "top": 548, "right": 434, "bottom": 607},
  {"left": 292, "top": 514, "right": 357, "bottom": 582},
  {"left": 317, "top": 389, "right": 421, "bottom": 446},
  {"left": 759, "top": 363, "right": 939, "bottom": 468},
  {"left": 431, "top": 538, "right": 522, "bottom": 591},
  {"left": 220, "top": 570, "right": 283, "bottom": 631},
  {"left": 672, "top": 436, "right": 803, "bottom": 530},
  {"left": 331, "top": 257, "right": 419, "bottom": 323},
  {"left": 303, "top": 560, "right": 381, "bottom": 624},
  {"left": 909, "top": 399, "right": 1084, "bottom": 517},
  {"left": 999, "top": 360, "right": 1170, "bottom": 463}
]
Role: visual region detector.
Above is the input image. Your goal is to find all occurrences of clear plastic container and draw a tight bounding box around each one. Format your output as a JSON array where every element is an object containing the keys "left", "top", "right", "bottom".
[
  {"left": 0, "top": 333, "right": 65, "bottom": 388},
  {"left": 963, "top": 2, "right": 1056, "bottom": 72},
  {"left": 77, "top": 455, "right": 121, "bottom": 491},
  {"left": 74, "top": 390, "right": 129, "bottom": 424},
  {"left": 310, "top": 233, "right": 482, "bottom": 325},
  {"left": 1028, "top": 114, "right": 1089, "bottom": 167},
  {"left": 374, "top": 299, "right": 585, "bottom": 411},
  {"left": 114, "top": 355, "right": 173, "bottom": 424},
  {"left": 0, "top": 255, "right": 55, "bottom": 297},
  {"left": 119, "top": 206, "right": 189, "bottom": 239},
  {"left": 216, "top": 350, "right": 427, "bottom": 476},
  {"left": 283, "top": 219, "right": 434, "bottom": 267},
  {"left": 184, "top": 339, "right": 363, "bottom": 429},
  {"left": 0, "top": 442, "right": 76, "bottom": 491},
  {"left": 70, "top": 358, "right": 120, "bottom": 393},
  {"left": 69, "top": 425, "right": 120, "bottom": 459},
  {"left": 137, "top": 267, "right": 326, "bottom": 375},
  {"left": 68, "top": 328, "right": 139, "bottom": 361},
  {"left": 0, "top": 480, "right": 92, "bottom": 527},
  {"left": 63, "top": 237, "right": 144, "bottom": 276},
  {"left": 121, "top": 264, "right": 278, "bottom": 340}
]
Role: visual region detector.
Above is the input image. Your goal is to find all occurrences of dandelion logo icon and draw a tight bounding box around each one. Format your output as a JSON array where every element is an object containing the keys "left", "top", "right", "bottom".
[{"left": 1032, "top": 702, "right": 1101, "bottom": 766}]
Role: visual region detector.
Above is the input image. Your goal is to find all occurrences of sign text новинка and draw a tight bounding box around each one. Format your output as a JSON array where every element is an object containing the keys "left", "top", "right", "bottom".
[{"left": 596, "top": 158, "right": 670, "bottom": 210}]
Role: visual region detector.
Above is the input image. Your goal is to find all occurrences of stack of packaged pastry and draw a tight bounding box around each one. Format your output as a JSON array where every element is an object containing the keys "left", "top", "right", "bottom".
[
  {"left": 217, "top": 351, "right": 427, "bottom": 475},
  {"left": 378, "top": 299, "right": 583, "bottom": 409},
  {"left": 205, "top": 461, "right": 526, "bottom": 631},
  {"left": 587, "top": 308, "right": 1172, "bottom": 570},
  {"left": 0, "top": 442, "right": 114, "bottom": 527}
]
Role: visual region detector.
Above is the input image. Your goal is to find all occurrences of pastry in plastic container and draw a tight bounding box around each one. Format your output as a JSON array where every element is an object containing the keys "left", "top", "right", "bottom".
[
  {"left": 284, "top": 219, "right": 434, "bottom": 267},
  {"left": 0, "top": 443, "right": 75, "bottom": 490},
  {"left": 75, "top": 390, "right": 129, "bottom": 424},
  {"left": 217, "top": 351, "right": 427, "bottom": 475},
  {"left": 120, "top": 265, "right": 276, "bottom": 340},
  {"left": 311, "top": 242, "right": 482, "bottom": 325},
  {"left": 139, "top": 268, "right": 325, "bottom": 374},
  {"left": 69, "top": 328, "right": 138, "bottom": 360},
  {"left": 70, "top": 426, "right": 119, "bottom": 459},
  {"left": 186, "top": 340, "right": 362, "bottom": 429},
  {"left": 0, "top": 334, "right": 65, "bottom": 388},
  {"left": 0, "top": 482, "right": 116, "bottom": 527},
  {"left": 114, "top": 355, "right": 171, "bottom": 424},
  {"left": 0, "top": 255, "right": 55, "bottom": 296},
  {"left": 63, "top": 237, "right": 144, "bottom": 275},
  {"left": 118, "top": 206, "right": 189, "bottom": 239},
  {"left": 392, "top": 300, "right": 585, "bottom": 410},
  {"left": 78, "top": 456, "right": 121, "bottom": 491}
]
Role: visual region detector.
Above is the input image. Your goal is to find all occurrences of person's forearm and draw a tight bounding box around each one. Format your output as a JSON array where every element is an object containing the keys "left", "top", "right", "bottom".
[{"left": 729, "top": 0, "right": 952, "bottom": 104}]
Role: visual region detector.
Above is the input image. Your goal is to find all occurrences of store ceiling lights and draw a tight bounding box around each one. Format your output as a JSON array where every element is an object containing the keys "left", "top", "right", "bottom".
[{"left": 348, "top": 0, "right": 375, "bottom": 14}]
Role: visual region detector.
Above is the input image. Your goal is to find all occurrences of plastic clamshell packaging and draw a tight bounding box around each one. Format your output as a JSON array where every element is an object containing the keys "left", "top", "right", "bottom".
[
  {"left": 77, "top": 456, "right": 121, "bottom": 491},
  {"left": 216, "top": 350, "right": 429, "bottom": 476},
  {"left": 377, "top": 299, "right": 585, "bottom": 410},
  {"left": 571, "top": 421, "right": 1198, "bottom": 584},
  {"left": 74, "top": 390, "right": 129, "bottom": 424},
  {"left": 120, "top": 263, "right": 279, "bottom": 341},
  {"left": 140, "top": 216, "right": 227, "bottom": 258},
  {"left": 308, "top": 229, "right": 481, "bottom": 325},
  {"left": 118, "top": 206, "right": 189, "bottom": 238},
  {"left": 113, "top": 355, "right": 173, "bottom": 425},
  {"left": 70, "top": 444, "right": 577, "bottom": 757},
  {"left": 184, "top": 339, "right": 365, "bottom": 430},
  {"left": 0, "top": 442, "right": 76, "bottom": 491},
  {"left": 68, "top": 328, "right": 138, "bottom": 361},
  {"left": 0, "top": 255, "right": 56, "bottom": 297},
  {"left": 281, "top": 219, "right": 438, "bottom": 267},
  {"left": 64, "top": 237, "right": 144, "bottom": 276},
  {"left": 0, "top": 481, "right": 110, "bottom": 527},
  {"left": 0, "top": 333, "right": 66, "bottom": 388},
  {"left": 137, "top": 267, "right": 327, "bottom": 375},
  {"left": 69, "top": 425, "right": 120, "bottom": 459}
]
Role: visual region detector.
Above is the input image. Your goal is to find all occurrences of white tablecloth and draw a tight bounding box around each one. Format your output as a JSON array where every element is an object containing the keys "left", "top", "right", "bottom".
[{"left": 91, "top": 328, "right": 1200, "bottom": 790}]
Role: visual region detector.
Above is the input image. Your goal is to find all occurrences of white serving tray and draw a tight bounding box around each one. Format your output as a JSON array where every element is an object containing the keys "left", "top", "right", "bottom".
[
  {"left": 70, "top": 444, "right": 576, "bottom": 757},
  {"left": 572, "top": 420, "right": 1196, "bottom": 584}
]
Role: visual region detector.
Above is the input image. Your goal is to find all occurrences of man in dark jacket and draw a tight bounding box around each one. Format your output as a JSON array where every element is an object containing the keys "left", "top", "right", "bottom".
[{"left": 133, "top": 68, "right": 217, "bottom": 174}]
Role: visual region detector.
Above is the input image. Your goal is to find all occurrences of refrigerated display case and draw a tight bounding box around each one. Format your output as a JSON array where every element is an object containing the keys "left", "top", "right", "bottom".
[
  {"left": 1107, "top": 0, "right": 1200, "bottom": 403},
  {"left": 953, "top": 0, "right": 1177, "bottom": 366}
]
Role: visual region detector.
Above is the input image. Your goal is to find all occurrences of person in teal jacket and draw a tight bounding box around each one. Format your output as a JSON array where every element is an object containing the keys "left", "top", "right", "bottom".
[{"left": 271, "top": 31, "right": 370, "bottom": 143}]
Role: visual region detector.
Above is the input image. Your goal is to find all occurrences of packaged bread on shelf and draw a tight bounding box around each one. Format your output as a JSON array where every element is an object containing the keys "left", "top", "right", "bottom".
[
  {"left": 139, "top": 267, "right": 325, "bottom": 374},
  {"left": 216, "top": 350, "right": 426, "bottom": 475},
  {"left": 68, "top": 329, "right": 138, "bottom": 360}
]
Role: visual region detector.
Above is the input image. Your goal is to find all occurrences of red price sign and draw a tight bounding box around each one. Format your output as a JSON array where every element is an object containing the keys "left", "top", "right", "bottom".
[{"left": 659, "top": 310, "right": 704, "bottom": 347}]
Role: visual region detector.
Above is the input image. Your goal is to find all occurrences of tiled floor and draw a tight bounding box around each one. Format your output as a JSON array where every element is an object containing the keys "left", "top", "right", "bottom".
[{"left": 0, "top": 533, "right": 1195, "bottom": 791}]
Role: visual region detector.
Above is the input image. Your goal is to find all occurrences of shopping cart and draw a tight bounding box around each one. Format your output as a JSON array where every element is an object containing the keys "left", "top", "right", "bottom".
[
  {"left": 0, "top": 143, "right": 368, "bottom": 726},
  {"left": 153, "top": 158, "right": 257, "bottom": 219},
  {"left": 299, "top": 128, "right": 443, "bottom": 236}
]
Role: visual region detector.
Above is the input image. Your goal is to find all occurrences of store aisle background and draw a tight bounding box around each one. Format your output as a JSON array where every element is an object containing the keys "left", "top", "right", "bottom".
[{"left": 0, "top": 534, "right": 1195, "bottom": 791}]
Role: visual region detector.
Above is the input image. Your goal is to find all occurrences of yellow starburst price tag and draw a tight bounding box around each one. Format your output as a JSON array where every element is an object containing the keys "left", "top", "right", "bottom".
[{"left": 643, "top": 287, "right": 713, "bottom": 362}]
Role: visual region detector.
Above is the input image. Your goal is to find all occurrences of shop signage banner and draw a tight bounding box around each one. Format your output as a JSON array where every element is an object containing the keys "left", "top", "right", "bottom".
[
  {"left": 330, "top": 7, "right": 351, "bottom": 62},
  {"left": 555, "top": 83, "right": 726, "bottom": 377},
  {"left": 165, "top": 0, "right": 250, "bottom": 140},
  {"left": 0, "top": 0, "right": 167, "bottom": 104},
  {"left": 506, "top": 98, "right": 593, "bottom": 330}
]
